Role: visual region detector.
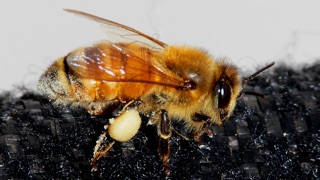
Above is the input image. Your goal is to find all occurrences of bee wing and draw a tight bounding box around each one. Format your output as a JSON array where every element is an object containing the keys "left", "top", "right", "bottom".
[
  {"left": 64, "top": 9, "right": 166, "bottom": 52},
  {"left": 66, "top": 42, "right": 186, "bottom": 89}
]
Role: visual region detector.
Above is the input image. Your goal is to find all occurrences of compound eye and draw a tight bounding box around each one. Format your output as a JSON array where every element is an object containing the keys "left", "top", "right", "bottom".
[{"left": 215, "top": 81, "right": 232, "bottom": 109}]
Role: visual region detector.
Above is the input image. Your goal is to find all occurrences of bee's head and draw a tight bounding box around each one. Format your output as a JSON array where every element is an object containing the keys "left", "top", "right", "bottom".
[
  {"left": 211, "top": 62, "right": 242, "bottom": 124},
  {"left": 212, "top": 61, "right": 275, "bottom": 124}
]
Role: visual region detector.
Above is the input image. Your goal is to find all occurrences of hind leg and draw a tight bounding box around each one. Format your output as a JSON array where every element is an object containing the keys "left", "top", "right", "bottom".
[
  {"left": 90, "top": 100, "right": 142, "bottom": 171},
  {"left": 91, "top": 131, "right": 115, "bottom": 171}
]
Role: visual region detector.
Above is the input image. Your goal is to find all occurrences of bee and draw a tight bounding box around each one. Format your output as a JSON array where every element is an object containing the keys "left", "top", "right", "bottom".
[{"left": 37, "top": 9, "right": 275, "bottom": 175}]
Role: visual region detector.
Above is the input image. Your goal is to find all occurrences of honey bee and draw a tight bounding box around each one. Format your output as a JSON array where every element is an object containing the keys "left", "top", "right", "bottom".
[{"left": 37, "top": 9, "right": 274, "bottom": 175}]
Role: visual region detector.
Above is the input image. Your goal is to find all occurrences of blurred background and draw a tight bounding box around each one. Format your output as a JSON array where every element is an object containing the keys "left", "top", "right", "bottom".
[{"left": 1, "top": 0, "right": 320, "bottom": 91}]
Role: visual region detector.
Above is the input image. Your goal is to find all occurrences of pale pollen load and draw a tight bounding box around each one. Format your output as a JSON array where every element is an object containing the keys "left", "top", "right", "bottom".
[{"left": 108, "top": 108, "right": 141, "bottom": 142}]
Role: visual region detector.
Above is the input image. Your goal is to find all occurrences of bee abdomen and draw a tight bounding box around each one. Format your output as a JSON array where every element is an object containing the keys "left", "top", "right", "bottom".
[{"left": 37, "top": 57, "right": 76, "bottom": 103}]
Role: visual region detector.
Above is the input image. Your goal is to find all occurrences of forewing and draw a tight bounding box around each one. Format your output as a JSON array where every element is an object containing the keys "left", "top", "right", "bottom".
[
  {"left": 66, "top": 42, "right": 185, "bottom": 89},
  {"left": 64, "top": 9, "right": 166, "bottom": 52}
]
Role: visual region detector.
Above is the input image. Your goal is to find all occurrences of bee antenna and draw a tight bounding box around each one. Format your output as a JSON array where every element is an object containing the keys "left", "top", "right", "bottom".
[
  {"left": 239, "top": 62, "right": 275, "bottom": 99},
  {"left": 238, "top": 91, "right": 266, "bottom": 99},
  {"left": 242, "top": 62, "right": 275, "bottom": 85}
]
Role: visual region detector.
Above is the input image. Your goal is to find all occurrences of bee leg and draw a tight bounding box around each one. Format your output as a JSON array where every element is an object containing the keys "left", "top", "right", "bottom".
[
  {"left": 172, "top": 128, "right": 190, "bottom": 141},
  {"left": 119, "top": 99, "right": 142, "bottom": 113},
  {"left": 192, "top": 113, "right": 212, "bottom": 143},
  {"left": 91, "top": 126, "right": 115, "bottom": 171},
  {"left": 194, "top": 128, "right": 213, "bottom": 144},
  {"left": 158, "top": 109, "right": 172, "bottom": 175},
  {"left": 91, "top": 100, "right": 142, "bottom": 171}
]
